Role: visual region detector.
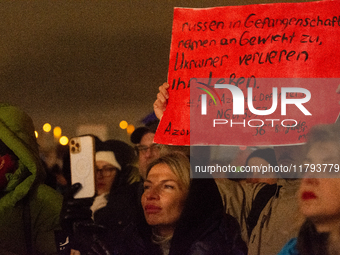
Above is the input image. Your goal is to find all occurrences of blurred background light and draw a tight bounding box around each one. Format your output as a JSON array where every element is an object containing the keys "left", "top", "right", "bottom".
[
  {"left": 59, "top": 136, "right": 69, "bottom": 146},
  {"left": 126, "top": 124, "right": 135, "bottom": 134},
  {"left": 119, "top": 120, "right": 128, "bottom": 129},
  {"left": 43, "top": 123, "right": 52, "bottom": 132},
  {"left": 53, "top": 126, "right": 62, "bottom": 138}
]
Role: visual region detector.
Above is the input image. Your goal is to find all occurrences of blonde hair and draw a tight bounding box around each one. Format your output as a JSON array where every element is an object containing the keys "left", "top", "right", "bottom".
[{"left": 146, "top": 152, "right": 191, "bottom": 190}]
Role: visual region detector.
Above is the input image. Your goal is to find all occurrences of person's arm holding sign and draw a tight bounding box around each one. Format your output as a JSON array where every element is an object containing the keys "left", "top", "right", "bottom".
[{"left": 153, "top": 82, "right": 169, "bottom": 120}]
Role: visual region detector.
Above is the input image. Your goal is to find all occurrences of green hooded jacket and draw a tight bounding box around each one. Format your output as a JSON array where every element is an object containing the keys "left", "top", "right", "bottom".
[{"left": 0, "top": 103, "right": 62, "bottom": 255}]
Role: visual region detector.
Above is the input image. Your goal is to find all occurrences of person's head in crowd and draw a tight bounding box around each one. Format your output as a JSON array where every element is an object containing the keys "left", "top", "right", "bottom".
[
  {"left": 142, "top": 152, "right": 190, "bottom": 237},
  {"left": 288, "top": 124, "right": 340, "bottom": 255},
  {"left": 95, "top": 139, "right": 137, "bottom": 196},
  {"left": 245, "top": 147, "right": 278, "bottom": 184},
  {"left": 137, "top": 151, "right": 246, "bottom": 255},
  {"left": 131, "top": 119, "right": 161, "bottom": 180},
  {"left": 0, "top": 103, "right": 44, "bottom": 193}
]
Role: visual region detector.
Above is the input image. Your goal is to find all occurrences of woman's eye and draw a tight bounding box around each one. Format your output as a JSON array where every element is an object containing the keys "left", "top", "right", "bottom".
[
  {"left": 164, "top": 185, "right": 174, "bottom": 189},
  {"left": 144, "top": 185, "right": 150, "bottom": 190}
]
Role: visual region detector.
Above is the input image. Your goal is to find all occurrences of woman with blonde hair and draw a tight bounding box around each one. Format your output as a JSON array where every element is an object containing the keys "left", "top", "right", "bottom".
[{"left": 115, "top": 151, "right": 246, "bottom": 255}]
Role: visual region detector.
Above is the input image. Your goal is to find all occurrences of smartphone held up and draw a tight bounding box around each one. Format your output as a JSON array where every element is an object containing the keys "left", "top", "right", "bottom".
[{"left": 69, "top": 135, "right": 96, "bottom": 199}]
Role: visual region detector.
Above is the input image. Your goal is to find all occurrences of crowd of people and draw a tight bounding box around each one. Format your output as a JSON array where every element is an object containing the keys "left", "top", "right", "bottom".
[{"left": 0, "top": 81, "right": 340, "bottom": 255}]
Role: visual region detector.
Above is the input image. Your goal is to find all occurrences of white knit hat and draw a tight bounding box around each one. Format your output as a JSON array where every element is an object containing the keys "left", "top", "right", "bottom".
[{"left": 95, "top": 151, "right": 121, "bottom": 170}]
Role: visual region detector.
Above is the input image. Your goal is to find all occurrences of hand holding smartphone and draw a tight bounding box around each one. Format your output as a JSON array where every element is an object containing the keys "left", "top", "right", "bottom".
[{"left": 69, "top": 135, "right": 96, "bottom": 199}]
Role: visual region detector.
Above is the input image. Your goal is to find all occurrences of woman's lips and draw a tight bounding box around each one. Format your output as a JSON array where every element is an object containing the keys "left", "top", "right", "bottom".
[
  {"left": 301, "top": 191, "right": 317, "bottom": 200},
  {"left": 144, "top": 204, "right": 162, "bottom": 214}
]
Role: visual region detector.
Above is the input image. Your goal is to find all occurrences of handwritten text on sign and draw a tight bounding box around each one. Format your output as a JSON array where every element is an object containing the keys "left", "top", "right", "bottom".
[{"left": 154, "top": 1, "right": 340, "bottom": 146}]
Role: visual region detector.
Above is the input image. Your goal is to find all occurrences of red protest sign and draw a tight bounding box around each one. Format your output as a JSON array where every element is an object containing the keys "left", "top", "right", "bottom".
[{"left": 154, "top": 1, "right": 340, "bottom": 146}]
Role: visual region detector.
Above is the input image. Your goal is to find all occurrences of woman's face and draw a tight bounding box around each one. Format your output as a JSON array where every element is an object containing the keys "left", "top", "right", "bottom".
[
  {"left": 299, "top": 141, "right": 340, "bottom": 228},
  {"left": 142, "top": 163, "right": 188, "bottom": 235},
  {"left": 95, "top": 160, "right": 118, "bottom": 195}
]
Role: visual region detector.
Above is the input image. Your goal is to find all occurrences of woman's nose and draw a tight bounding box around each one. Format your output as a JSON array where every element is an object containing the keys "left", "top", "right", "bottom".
[{"left": 145, "top": 186, "right": 160, "bottom": 200}]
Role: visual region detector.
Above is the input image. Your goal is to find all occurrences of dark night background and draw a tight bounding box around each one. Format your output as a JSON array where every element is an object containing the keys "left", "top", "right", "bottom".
[{"left": 0, "top": 0, "right": 317, "bottom": 145}]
